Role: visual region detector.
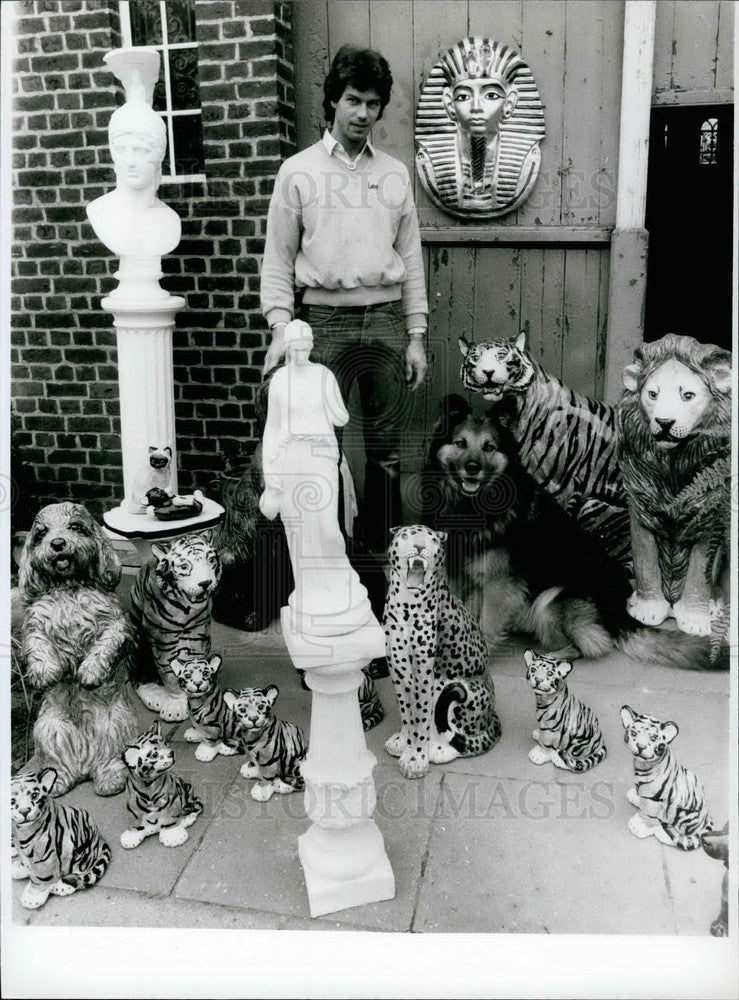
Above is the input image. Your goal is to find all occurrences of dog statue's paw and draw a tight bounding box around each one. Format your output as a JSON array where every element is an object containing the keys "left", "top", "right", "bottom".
[
  {"left": 429, "top": 742, "right": 460, "bottom": 764},
  {"left": 384, "top": 731, "right": 406, "bottom": 758},
  {"left": 399, "top": 750, "right": 429, "bottom": 780},
  {"left": 92, "top": 761, "right": 127, "bottom": 797}
]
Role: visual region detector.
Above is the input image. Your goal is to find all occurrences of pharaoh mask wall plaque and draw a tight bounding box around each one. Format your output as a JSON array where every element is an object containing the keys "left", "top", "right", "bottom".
[{"left": 415, "top": 37, "right": 545, "bottom": 220}]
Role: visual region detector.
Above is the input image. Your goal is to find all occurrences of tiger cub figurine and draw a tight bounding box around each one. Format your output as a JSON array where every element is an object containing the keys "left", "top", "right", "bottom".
[
  {"left": 121, "top": 720, "right": 203, "bottom": 849},
  {"left": 223, "top": 685, "right": 307, "bottom": 802},
  {"left": 525, "top": 649, "right": 606, "bottom": 772},
  {"left": 620, "top": 705, "right": 713, "bottom": 850},
  {"left": 11, "top": 768, "right": 111, "bottom": 909},
  {"left": 170, "top": 653, "right": 243, "bottom": 762}
]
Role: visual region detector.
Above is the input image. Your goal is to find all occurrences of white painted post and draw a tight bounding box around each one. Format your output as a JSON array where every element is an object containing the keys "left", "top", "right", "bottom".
[{"left": 604, "top": 0, "right": 657, "bottom": 403}]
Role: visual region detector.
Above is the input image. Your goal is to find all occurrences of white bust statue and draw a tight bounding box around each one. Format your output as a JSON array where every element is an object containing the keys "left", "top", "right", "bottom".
[{"left": 87, "top": 49, "right": 181, "bottom": 260}]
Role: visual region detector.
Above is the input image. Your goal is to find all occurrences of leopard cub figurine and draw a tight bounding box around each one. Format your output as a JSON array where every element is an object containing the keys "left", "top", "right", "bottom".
[{"left": 383, "top": 525, "right": 501, "bottom": 779}]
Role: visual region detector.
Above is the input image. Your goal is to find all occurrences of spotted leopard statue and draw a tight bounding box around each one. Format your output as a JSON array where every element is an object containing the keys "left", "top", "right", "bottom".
[{"left": 382, "top": 525, "right": 501, "bottom": 779}]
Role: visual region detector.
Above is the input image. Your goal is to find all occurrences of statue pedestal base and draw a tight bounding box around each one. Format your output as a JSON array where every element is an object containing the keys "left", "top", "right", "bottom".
[{"left": 281, "top": 610, "right": 395, "bottom": 918}]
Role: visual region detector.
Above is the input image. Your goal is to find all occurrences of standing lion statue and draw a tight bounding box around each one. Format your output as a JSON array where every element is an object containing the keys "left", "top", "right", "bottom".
[{"left": 617, "top": 333, "right": 732, "bottom": 638}]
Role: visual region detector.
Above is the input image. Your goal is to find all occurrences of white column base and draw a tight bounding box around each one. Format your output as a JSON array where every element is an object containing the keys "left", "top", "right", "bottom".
[
  {"left": 298, "top": 821, "right": 395, "bottom": 918},
  {"left": 281, "top": 609, "right": 395, "bottom": 918}
]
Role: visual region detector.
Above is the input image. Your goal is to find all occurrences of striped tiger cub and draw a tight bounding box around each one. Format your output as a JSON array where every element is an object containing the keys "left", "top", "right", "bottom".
[
  {"left": 458, "top": 333, "right": 630, "bottom": 567},
  {"left": 223, "top": 685, "right": 307, "bottom": 802},
  {"left": 620, "top": 705, "right": 713, "bottom": 850},
  {"left": 120, "top": 720, "right": 203, "bottom": 849},
  {"left": 170, "top": 653, "right": 243, "bottom": 762},
  {"left": 11, "top": 769, "right": 111, "bottom": 909},
  {"left": 525, "top": 649, "right": 606, "bottom": 772}
]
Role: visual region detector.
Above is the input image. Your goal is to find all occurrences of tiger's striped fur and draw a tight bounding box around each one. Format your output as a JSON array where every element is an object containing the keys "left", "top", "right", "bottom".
[
  {"left": 621, "top": 705, "right": 712, "bottom": 850},
  {"left": 129, "top": 533, "right": 221, "bottom": 721},
  {"left": 458, "top": 333, "right": 630, "bottom": 566},
  {"left": 121, "top": 721, "right": 203, "bottom": 849},
  {"left": 224, "top": 685, "right": 307, "bottom": 802},
  {"left": 525, "top": 650, "right": 606, "bottom": 772},
  {"left": 169, "top": 653, "right": 243, "bottom": 762},
  {"left": 11, "top": 769, "right": 111, "bottom": 909}
]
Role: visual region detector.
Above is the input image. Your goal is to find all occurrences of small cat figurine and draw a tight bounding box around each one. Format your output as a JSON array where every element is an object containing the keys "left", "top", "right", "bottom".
[
  {"left": 525, "top": 649, "right": 606, "bottom": 772},
  {"left": 223, "top": 685, "right": 307, "bottom": 802},
  {"left": 169, "top": 652, "right": 243, "bottom": 762},
  {"left": 702, "top": 822, "right": 729, "bottom": 936},
  {"left": 120, "top": 720, "right": 203, "bottom": 848},
  {"left": 11, "top": 768, "right": 111, "bottom": 909},
  {"left": 621, "top": 705, "right": 713, "bottom": 850}
]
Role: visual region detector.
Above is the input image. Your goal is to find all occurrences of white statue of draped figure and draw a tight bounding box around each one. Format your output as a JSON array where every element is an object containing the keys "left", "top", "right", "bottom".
[{"left": 260, "top": 320, "right": 374, "bottom": 636}]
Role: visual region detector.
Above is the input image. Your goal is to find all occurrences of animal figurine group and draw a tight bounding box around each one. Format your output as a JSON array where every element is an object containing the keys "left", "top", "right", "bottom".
[
  {"left": 383, "top": 525, "right": 501, "bottom": 780},
  {"left": 128, "top": 532, "right": 222, "bottom": 722}
]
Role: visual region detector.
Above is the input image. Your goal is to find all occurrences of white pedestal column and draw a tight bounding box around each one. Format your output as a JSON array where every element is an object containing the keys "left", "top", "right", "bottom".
[
  {"left": 101, "top": 294, "right": 185, "bottom": 504},
  {"left": 282, "top": 614, "right": 395, "bottom": 917}
]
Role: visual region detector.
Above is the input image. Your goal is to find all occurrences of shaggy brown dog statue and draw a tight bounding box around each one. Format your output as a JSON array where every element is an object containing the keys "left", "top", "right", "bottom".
[{"left": 17, "top": 502, "right": 138, "bottom": 796}]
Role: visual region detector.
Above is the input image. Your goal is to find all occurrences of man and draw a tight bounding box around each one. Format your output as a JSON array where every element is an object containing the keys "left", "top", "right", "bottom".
[{"left": 260, "top": 45, "right": 428, "bottom": 553}]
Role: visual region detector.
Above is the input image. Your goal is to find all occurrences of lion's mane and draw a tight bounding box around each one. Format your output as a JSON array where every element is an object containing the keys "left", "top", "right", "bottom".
[{"left": 617, "top": 334, "right": 732, "bottom": 601}]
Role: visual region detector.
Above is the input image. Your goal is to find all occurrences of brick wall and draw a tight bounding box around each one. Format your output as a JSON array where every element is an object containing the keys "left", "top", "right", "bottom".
[{"left": 10, "top": 0, "right": 295, "bottom": 524}]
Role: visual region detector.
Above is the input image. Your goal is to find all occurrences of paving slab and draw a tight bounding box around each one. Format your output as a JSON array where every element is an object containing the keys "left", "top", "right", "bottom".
[
  {"left": 176, "top": 764, "right": 442, "bottom": 932},
  {"left": 16, "top": 885, "right": 284, "bottom": 930},
  {"left": 413, "top": 771, "right": 677, "bottom": 934}
]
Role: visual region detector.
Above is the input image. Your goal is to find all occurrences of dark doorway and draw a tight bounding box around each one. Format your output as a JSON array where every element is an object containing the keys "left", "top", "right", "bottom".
[{"left": 645, "top": 104, "right": 734, "bottom": 350}]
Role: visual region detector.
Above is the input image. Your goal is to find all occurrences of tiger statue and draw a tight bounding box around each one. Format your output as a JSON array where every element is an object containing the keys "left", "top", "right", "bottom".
[
  {"left": 458, "top": 332, "right": 630, "bottom": 567},
  {"left": 620, "top": 705, "right": 713, "bottom": 850},
  {"left": 383, "top": 525, "right": 501, "bottom": 780},
  {"left": 223, "top": 685, "right": 307, "bottom": 801},
  {"left": 120, "top": 720, "right": 203, "bottom": 849},
  {"left": 169, "top": 653, "right": 243, "bottom": 762},
  {"left": 525, "top": 649, "right": 606, "bottom": 772},
  {"left": 128, "top": 532, "right": 221, "bottom": 723},
  {"left": 11, "top": 768, "right": 111, "bottom": 909}
]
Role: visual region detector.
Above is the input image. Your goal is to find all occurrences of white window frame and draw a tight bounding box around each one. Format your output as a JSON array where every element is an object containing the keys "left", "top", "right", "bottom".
[{"left": 119, "top": 0, "right": 205, "bottom": 184}]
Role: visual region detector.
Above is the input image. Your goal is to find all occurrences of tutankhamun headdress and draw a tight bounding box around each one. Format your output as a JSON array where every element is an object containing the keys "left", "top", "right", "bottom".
[{"left": 415, "top": 36, "right": 545, "bottom": 220}]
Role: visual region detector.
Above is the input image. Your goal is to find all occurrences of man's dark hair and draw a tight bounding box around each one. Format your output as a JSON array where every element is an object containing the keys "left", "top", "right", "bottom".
[{"left": 323, "top": 45, "right": 393, "bottom": 123}]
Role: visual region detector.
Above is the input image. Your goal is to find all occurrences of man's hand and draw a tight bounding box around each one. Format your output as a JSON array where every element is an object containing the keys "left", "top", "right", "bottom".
[
  {"left": 262, "top": 323, "right": 287, "bottom": 376},
  {"left": 405, "top": 336, "right": 428, "bottom": 391}
]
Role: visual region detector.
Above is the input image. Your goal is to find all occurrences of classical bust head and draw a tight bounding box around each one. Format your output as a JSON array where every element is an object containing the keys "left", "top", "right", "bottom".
[
  {"left": 415, "top": 37, "right": 545, "bottom": 220},
  {"left": 86, "top": 48, "right": 180, "bottom": 260}
]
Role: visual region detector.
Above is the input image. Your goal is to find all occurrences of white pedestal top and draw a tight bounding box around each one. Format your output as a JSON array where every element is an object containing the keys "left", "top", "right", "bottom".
[{"left": 103, "top": 497, "right": 224, "bottom": 541}]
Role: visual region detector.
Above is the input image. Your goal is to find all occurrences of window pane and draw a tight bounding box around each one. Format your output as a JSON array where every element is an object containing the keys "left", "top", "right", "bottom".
[
  {"left": 152, "top": 60, "right": 167, "bottom": 112},
  {"left": 128, "top": 0, "right": 162, "bottom": 46},
  {"left": 165, "top": 0, "right": 196, "bottom": 43},
  {"left": 169, "top": 48, "right": 201, "bottom": 111},
  {"left": 172, "top": 114, "right": 204, "bottom": 174}
]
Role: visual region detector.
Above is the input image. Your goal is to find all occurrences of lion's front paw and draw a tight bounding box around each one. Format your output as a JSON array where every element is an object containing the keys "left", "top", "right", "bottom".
[
  {"left": 673, "top": 599, "right": 711, "bottom": 636},
  {"left": 399, "top": 750, "right": 429, "bottom": 780},
  {"left": 627, "top": 592, "right": 670, "bottom": 626}
]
